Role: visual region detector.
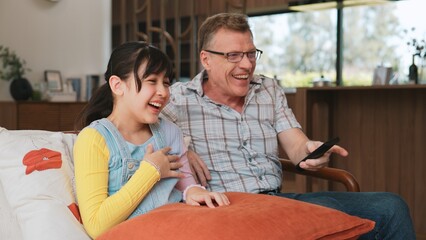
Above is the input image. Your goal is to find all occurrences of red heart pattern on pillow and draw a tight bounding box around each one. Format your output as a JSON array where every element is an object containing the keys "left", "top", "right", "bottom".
[
  {"left": 22, "top": 148, "right": 62, "bottom": 174},
  {"left": 68, "top": 203, "right": 82, "bottom": 223}
]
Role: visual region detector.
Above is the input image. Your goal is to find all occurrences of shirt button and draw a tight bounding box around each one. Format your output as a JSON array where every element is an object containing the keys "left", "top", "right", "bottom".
[
  {"left": 243, "top": 141, "right": 247, "bottom": 146},
  {"left": 128, "top": 163, "right": 134, "bottom": 169},
  {"left": 259, "top": 176, "right": 263, "bottom": 180},
  {"left": 248, "top": 158, "right": 252, "bottom": 162}
]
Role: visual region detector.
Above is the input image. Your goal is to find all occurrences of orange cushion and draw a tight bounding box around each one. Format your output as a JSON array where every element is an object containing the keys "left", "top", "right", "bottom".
[{"left": 97, "top": 192, "right": 374, "bottom": 240}]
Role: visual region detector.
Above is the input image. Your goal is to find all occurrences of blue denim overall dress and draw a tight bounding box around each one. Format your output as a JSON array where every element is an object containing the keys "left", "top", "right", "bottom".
[{"left": 90, "top": 118, "right": 182, "bottom": 219}]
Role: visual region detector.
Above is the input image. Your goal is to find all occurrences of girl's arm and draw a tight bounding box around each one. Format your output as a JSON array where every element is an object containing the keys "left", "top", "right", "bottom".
[
  {"left": 174, "top": 151, "right": 198, "bottom": 191},
  {"left": 174, "top": 146, "right": 230, "bottom": 208},
  {"left": 74, "top": 128, "right": 160, "bottom": 239}
]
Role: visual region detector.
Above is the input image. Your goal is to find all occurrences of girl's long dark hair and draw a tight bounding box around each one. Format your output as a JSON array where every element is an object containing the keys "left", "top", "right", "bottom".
[{"left": 74, "top": 41, "right": 173, "bottom": 130}]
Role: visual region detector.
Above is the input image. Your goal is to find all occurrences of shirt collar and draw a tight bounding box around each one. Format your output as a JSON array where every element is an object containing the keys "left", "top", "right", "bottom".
[{"left": 186, "top": 70, "right": 207, "bottom": 96}]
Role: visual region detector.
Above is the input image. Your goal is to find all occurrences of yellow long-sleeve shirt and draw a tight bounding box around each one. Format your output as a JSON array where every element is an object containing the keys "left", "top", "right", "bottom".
[{"left": 73, "top": 128, "right": 160, "bottom": 239}]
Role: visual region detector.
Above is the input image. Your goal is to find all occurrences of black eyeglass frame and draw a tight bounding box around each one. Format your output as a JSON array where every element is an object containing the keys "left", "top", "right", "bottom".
[{"left": 203, "top": 49, "right": 263, "bottom": 63}]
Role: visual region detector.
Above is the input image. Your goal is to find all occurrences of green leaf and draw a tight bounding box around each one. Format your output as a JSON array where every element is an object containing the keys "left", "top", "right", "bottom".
[{"left": 0, "top": 45, "right": 31, "bottom": 81}]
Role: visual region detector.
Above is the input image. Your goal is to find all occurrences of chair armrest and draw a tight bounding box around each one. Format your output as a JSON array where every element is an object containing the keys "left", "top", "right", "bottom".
[{"left": 280, "top": 159, "right": 360, "bottom": 192}]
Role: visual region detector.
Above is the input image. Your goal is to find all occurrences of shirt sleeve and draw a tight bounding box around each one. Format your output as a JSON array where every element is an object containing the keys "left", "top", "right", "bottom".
[
  {"left": 273, "top": 79, "right": 302, "bottom": 133},
  {"left": 73, "top": 127, "right": 160, "bottom": 239}
]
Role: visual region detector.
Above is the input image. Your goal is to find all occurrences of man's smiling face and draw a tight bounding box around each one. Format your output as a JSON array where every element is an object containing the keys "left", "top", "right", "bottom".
[{"left": 201, "top": 29, "right": 257, "bottom": 101}]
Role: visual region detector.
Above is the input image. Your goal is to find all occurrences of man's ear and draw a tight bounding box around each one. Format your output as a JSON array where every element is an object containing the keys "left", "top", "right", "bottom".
[
  {"left": 109, "top": 75, "right": 124, "bottom": 96},
  {"left": 200, "top": 51, "right": 210, "bottom": 70}
]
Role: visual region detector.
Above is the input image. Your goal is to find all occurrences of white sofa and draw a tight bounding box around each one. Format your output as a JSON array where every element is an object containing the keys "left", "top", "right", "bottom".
[
  {"left": 0, "top": 181, "right": 22, "bottom": 239},
  {"left": 0, "top": 128, "right": 90, "bottom": 240}
]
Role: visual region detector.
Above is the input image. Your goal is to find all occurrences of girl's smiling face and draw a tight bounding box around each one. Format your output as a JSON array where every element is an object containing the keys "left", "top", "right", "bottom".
[
  {"left": 106, "top": 43, "right": 174, "bottom": 131},
  {"left": 113, "top": 61, "right": 171, "bottom": 126}
]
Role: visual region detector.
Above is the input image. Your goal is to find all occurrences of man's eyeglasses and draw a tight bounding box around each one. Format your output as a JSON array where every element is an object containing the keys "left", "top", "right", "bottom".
[{"left": 203, "top": 49, "right": 263, "bottom": 63}]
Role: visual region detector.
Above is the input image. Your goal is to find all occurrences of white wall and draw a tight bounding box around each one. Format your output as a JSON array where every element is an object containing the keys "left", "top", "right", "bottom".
[{"left": 0, "top": 0, "right": 111, "bottom": 101}]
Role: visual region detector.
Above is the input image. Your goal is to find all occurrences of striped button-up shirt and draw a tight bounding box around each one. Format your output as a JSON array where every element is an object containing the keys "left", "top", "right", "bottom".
[{"left": 161, "top": 70, "right": 301, "bottom": 193}]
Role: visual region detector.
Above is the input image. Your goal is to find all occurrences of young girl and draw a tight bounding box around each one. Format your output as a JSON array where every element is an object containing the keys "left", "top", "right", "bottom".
[{"left": 73, "top": 42, "right": 230, "bottom": 239}]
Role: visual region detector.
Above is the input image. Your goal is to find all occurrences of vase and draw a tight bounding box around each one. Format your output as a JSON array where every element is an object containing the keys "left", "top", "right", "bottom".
[
  {"left": 408, "top": 55, "right": 418, "bottom": 84},
  {"left": 9, "top": 78, "right": 33, "bottom": 101}
]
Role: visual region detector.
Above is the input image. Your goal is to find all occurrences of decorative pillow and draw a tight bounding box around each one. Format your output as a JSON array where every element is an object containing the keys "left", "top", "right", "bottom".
[
  {"left": 0, "top": 128, "right": 90, "bottom": 240},
  {"left": 0, "top": 180, "right": 22, "bottom": 239},
  {"left": 98, "top": 192, "right": 375, "bottom": 240}
]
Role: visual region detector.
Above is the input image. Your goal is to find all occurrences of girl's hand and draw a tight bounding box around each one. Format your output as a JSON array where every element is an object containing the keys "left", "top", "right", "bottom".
[
  {"left": 144, "top": 144, "right": 184, "bottom": 179},
  {"left": 185, "top": 187, "right": 230, "bottom": 208}
]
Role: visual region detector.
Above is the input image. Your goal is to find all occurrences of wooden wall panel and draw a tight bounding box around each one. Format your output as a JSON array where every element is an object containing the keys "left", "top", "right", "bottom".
[
  {"left": 59, "top": 103, "right": 86, "bottom": 131},
  {"left": 112, "top": 0, "right": 338, "bottom": 24},
  {"left": 414, "top": 92, "right": 426, "bottom": 234},
  {"left": 0, "top": 102, "right": 86, "bottom": 131},
  {"left": 18, "top": 103, "right": 60, "bottom": 130},
  {"left": 296, "top": 86, "right": 426, "bottom": 237},
  {"left": 0, "top": 102, "right": 17, "bottom": 129}
]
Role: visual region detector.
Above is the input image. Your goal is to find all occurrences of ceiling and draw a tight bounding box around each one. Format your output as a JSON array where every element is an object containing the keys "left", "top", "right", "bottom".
[{"left": 287, "top": 0, "right": 401, "bottom": 11}]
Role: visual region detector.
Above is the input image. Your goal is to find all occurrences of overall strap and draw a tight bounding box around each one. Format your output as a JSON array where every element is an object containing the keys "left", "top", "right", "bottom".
[
  {"left": 97, "top": 118, "right": 132, "bottom": 159},
  {"left": 149, "top": 119, "right": 166, "bottom": 149}
]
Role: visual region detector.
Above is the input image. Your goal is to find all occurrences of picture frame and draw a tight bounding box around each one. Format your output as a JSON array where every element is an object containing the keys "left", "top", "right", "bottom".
[
  {"left": 85, "top": 74, "right": 101, "bottom": 100},
  {"left": 67, "top": 77, "right": 82, "bottom": 101},
  {"left": 372, "top": 66, "right": 392, "bottom": 85},
  {"left": 44, "top": 70, "right": 63, "bottom": 92}
]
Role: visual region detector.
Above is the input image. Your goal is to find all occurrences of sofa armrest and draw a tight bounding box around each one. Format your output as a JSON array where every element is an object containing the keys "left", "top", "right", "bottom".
[{"left": 280, "top": 159, "right": 360, "bottom": 192}]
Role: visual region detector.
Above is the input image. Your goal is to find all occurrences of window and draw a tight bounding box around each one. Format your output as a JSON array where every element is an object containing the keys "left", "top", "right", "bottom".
[
  {"left": 249, "top": 0, "right": 426, "bottom": 87},
  {"left": 343, "top": 0, "right": 426, "bottom": 85},
  {"left": 250, "top": 10, "right": 337, "bottom": 88}
]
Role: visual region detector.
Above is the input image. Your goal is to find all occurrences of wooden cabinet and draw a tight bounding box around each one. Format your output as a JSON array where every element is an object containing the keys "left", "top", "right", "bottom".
[
  {"left": 0, "top": 102, "right": 87, "bottom": 131},
  {"left": 292, "top": 85, "right": 426, "bottom": 237}
]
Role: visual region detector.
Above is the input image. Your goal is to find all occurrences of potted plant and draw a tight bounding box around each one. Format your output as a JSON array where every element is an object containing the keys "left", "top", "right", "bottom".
[{"left": 0, "top": 45, "right": 33, "bottom": 100}]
